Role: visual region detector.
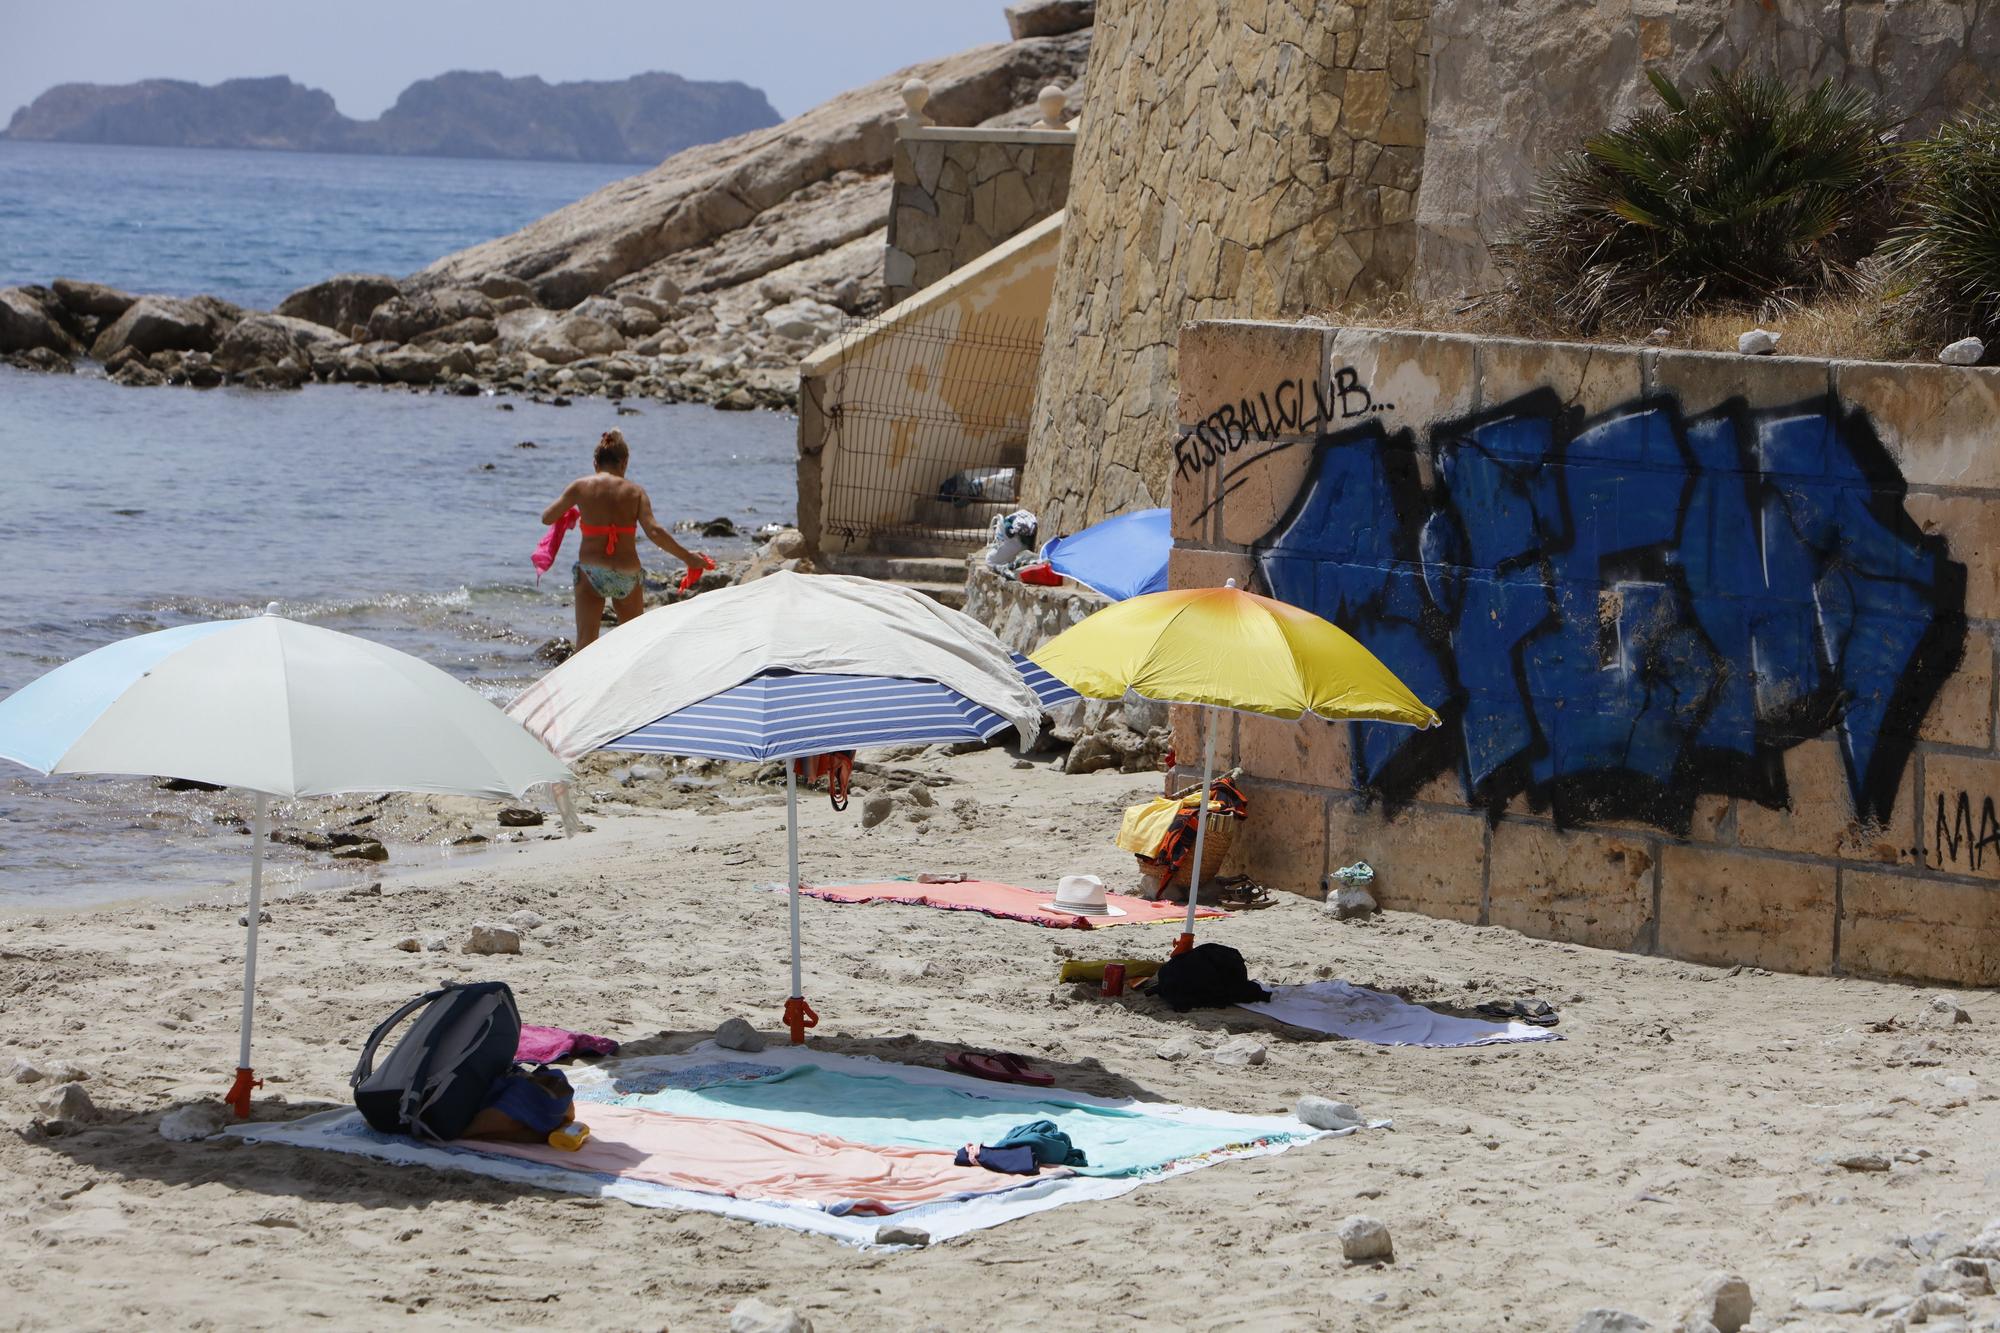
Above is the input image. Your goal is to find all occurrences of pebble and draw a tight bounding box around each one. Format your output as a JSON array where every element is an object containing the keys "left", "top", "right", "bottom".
[
  {"left": 393, "top": 936, "right": 423, "bottom": 952},
  {"left": 1834, "top": 1151, "right": 1890, "bottom": 1172},
  {"left": 1939, "top": 336, "right": 1986, "bottom": 365},
  {"left": 1737, "top": 328, "right": 1780, "bottom": 355},
  {"left": 462, "top": 923, "right": 522, "bottom": 955},
  {"left": 508, "top": 910, "right": 546, "bottom": 930},
  {"left": 497, "top": 807, "right": 544, "bottom": 828},
  {"left": 238, "top": 911, "right": 273, "bottom": 926},
  {"left": 423, "top": 934, "right": 449, "bottom": 952},
  {"left": 1326, "top": 885, "right": 1378, "bottom": 919},
  {"left": 1296, "top": 1096, "right": 1364, "bottom": 1131},
  {"left": 1919, "top": 1258, "right": 1994, "bottom": 1297},
  {"left": 713, "top": 1017, "right": 767, "bottom": 1052},
  {"left": 1155, "top": 1036, "right": 1199, "bottom": 1062},
  {"left": 159, "top": 1102, "right": 231, "bottom": 1142},
  {"left": 859, "top": 794, "right": 894, "bottom": 829},
  {"left": 1336, "top": 1214, "right": 1393, "bottom": 1263},
  {"left": 330, "top": 839, "right": 389, "bottom": 862},
  {"left": 1571, "top": 1312, "right": 1649, "bottom": 1333},
  {"left": 729, "top": 1297, "right": 813, "bottom": 1333},
  {"left": 1685, "top": 1273, "right": 1752, "bottom": 1333},
  {"left": 874, "top": 1222, "right": 929, "bottom": 1247},
  {"left": 9, "top": 1057, "right": 43, "bottom": 1084},
  {"left": 37, "top": 1081, "right": 97, "bottom": 1124},
  {"left": 1211, "top": 1035, "right": 1267, "bottom": 1067}
]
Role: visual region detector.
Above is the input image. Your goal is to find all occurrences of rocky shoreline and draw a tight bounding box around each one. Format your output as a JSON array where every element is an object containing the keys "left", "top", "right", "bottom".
[{"left": 0, "top": 268, "right": 819, "bottom": 412}]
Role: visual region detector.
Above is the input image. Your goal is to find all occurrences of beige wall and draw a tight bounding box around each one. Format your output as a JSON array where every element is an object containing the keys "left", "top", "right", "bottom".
[
  {"left": 1175, "top": 320, "right": 2000, "bottom": 987},
  {"left": 797, "top": 210, "right": 1064, "bottom": 554},
  {"left": 885, "top": 128, "right": 1074, "bottom": 307},
  {"left": 1020, "top": 0, "right": 1431, "bottom": 539}
]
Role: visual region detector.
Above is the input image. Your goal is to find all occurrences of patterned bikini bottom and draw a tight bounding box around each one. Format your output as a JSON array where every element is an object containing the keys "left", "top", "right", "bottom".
[{"left": 573, "top": 562, "right": 642, "bottom": 600}]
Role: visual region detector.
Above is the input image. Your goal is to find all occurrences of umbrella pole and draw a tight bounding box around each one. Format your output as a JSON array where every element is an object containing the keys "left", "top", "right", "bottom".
[
  {"left": 1174, "top": 717, "right": 1220, "bottom": 956},
  {"left": 781, "top": 764, "right": 817, "bottom": 1045},
  {"left": 554, "top": 782, "right": 579, "bottom": 838},
  {"left": 225, "top": 792, "right": 268, "bottom": 1118}
]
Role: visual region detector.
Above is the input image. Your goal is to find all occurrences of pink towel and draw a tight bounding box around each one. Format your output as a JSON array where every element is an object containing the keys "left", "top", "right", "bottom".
[
  {"left": 462, "top": 1103, "right": 1055, "bottom": 1213},
  {"left": 516, "top": 1024, "right": 619, "bottom": 1064},
  {"left": 799, "top": 879, "right": 1226, "bottom": 930},
  {"left": 532, "top": 506, "right": 580, "bottom": 581}
]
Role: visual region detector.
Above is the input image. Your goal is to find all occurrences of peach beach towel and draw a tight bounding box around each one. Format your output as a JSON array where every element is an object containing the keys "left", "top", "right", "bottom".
[
  {"left": 801, "top": 878, "right": 1226, "bottom": 930},
  {"left": 460, "top": 1103, "right": 1054, "bottom": 1214}
]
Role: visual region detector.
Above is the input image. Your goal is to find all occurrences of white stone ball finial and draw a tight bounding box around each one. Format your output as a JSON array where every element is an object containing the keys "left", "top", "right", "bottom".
[
  {"left": 899, "top": 78, "right": 934, "bottom": 129},
  {"left": 1035, "top": 84, "right": 1069, "bottom": 130}
]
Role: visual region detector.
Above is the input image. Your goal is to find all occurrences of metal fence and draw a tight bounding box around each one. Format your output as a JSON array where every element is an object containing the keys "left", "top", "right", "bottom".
[{"left": 814, "top": 312, "right": 1044, "bottom": 549}]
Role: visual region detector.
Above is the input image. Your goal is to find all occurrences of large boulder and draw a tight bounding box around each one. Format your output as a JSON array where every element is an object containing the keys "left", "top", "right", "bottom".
[
  {"left": 276, "top": 272, "right": 401, "bottom": 333},
  {"left": 377, "top": 345, "right": 443, "bottom": 384},
  {"left": 89, "top": 296, "right": 227, "bottom": 361},
  {"left": 214, "top": 313, "right": 351, "bottom": 375},
  {"left": 528, "top": 314, "right": 625, "bottom": 364},
  {"left": 363, "top": 286, "right": 494, "bottom": 343},
  {"left": 51, "top": 277, "right": 136, "bottom": 321},
  {"left": 1005, "top": 0, "right": 1095, "bottom": 39},
  {"left": 0, "top": 287, "right": 79, "bottom": 356},
  {"left": 762, "top": 297, "right": 845, "bottom": 343}
]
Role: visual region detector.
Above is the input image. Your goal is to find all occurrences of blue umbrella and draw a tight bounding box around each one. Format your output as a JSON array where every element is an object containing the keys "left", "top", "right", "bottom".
[
  {"left": 599, "top": 654, "right": 1076, "bottom": 1042},
  {"left": 1042, "top": 507, "right": 1171, "bottom": 601}
]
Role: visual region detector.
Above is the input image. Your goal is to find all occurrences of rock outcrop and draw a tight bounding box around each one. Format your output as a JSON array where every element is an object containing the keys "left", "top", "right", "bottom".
[
  {"left": 89, "top": 295, "right": 238, "bottom": 361},
  {"left": 275, "top": 273, "right": 401, "bottom": 334},
  {"left": 4, "top": 71, "right": 780, "bottom": 165}
]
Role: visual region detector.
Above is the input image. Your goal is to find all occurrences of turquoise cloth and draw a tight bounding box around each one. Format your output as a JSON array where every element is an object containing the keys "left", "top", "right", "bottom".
[
  {"left": 581, "top": 1065, "right": 1305, "bottom": 1177},
  {"left": 990, "top": 1118, "right": 1085, "bottom": 1167}
]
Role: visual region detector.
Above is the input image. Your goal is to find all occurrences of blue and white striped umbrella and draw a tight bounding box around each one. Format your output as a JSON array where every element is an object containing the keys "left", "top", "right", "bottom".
[{"left": 604, "top": 654, "right": 1077, "bottom": 760}]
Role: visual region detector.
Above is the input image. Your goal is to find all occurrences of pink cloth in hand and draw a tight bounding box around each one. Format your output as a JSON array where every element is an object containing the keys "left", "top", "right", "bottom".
[
  {"left": 516, "top": 1023, "right": 619, "bottom": 1064},
  {"left": 532, "top": 507, "right": 580, "bottom": 582}
]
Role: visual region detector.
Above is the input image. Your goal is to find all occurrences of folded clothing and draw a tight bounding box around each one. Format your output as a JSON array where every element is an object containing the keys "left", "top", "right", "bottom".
[
  {"left": 517, "top": 1024, "right": 620, "bottom": 1064},
  {"left": 460, "top": 1102, "right": 1049, "bottom": 1215}
]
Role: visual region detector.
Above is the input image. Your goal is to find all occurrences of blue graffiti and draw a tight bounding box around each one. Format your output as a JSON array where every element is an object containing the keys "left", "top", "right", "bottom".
[{"left": 1252, "top": 391, "right": 1966, "bottom": 832}]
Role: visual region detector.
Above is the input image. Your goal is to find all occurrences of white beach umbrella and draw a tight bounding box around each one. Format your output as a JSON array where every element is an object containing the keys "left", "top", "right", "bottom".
[{"left": 0, "top": 606, "right": 572, "bottom": 1115}]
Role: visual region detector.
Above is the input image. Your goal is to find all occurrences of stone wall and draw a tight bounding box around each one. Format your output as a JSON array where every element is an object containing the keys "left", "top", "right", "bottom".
[
  {"left": 885, "top": 128, "right": 1075, "bottom": 307},
  {"left": 1174, "top": 319, "right": 2000, "bottom": 986},
  {"left": 1418, "top": 0, "right": 2000, "bottom": 298},
  {"left": 1020, "top": 0, "right": 1431, "bottom": 539}
]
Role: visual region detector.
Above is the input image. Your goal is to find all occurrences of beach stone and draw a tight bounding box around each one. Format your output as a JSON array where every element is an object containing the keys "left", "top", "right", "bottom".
[
  {"left": 1917, "top": 994, "right": 1972, "bottom": 1029},
  {"left": 1940, "top": 336, "right": 1986, "bottom": 366},
  {"left": 41, "top": 1060, "right": 88, "bottom": 1083},
  {"left": 729, "top": 1299, "right": 812, "bottom": 1333},
  {"left": 1835, "top": 1151, "right": 1891, "bottom": 1172},
  {"left": 905, "top": 783, "right": 936, "bottom": 808},
  {"left": 277, "top": 272, "right": 400, "bottom": 332},
  {"left": 1336, "top": 1214, "right": 1394, "bottom": 1263},
  {"left": 874, "top": 1222, "right": 930, "bottom": 1247},
  {"left": 714, "top": 1017, "right": 766, "bottom": 1052},
  {"left": 1327, "top": 885, "right": 1379, "bottom": 919},
  {"left": 52, "top": 277, "right": 137, "bottom": 321},
  {"left": 423, "top": 934, "right": 449, "bottom": 952},
  {"left": 498, "top": 807, "right": 544, "bottom": 827},
  {"left": 761, "top": 297, "right": 844, "bottom": 342},
  {"left": 238, "top": 910, "right": 272, "bottom": 926},
  {"left": 1155, "top": 1036, "right": 1199, "bottom": 1062},
  {"left": 1296, "top": 1096, "right": 1364, "bottom": 1131},
  {"left": 37, "top": 1081, "right": 98, "bottom": 1124},
  {"left": 215, "top": 313, "right": 350, "bottom": 375},
  {"left": 0, "top": 287, "right": 78, "bottom": 357},
  {"left": 463, "top": 924, "right": 521, "bottom": 955},
  {"left": 1684, "top": 1273, "right": 1752, "bottom": 1333},
  {"left": 9, "top": 1057, "right": 44, "bottom": 1084},
  {"left": 1212, "top": 1035, "right": 1267, "bottom": 1067},
  {"left": 393, "top": 936, "right": 423, "bottom": 952},
  {"left": 378, "top": 346, "right": 443, "bottom": 385},
  {"left": 1792, "top": 1289, "right": 1874, "bottom": 1314},
  {"left": 859, "top": 794, "right": 895, "bottom": 829},
  {"left": 1920, "top": 1258, "right": 1994, "bottom": 1296},
  {"left": 331, "top": 839, "right": 389, "bottom": 862},
  {"left": 1736, "top": 329, "right": 1780, "bottom": 356},
  {"left": 1572, "top": 1313, "right": 1649, "bottom": 1333},
  {"left": 508, "top": 910, "right": 546, "bottom": 930},
  {"left": 159, "top": 1102, "right": 231, "bottom": 1142},
  {"left": 91, "top": 296, "right": 227, "bottom": 360}
]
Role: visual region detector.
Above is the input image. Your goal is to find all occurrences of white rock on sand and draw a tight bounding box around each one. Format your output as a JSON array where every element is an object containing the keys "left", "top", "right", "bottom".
[
  {"left": 1336, "top": 1214, "right": 1394, "bottom": 1263},
  {"left": 730, "top": 1297, "right": 813, "bottom": 1333},
  {"left": 1, "top": 747, "right": 1996, "bottom": 1328},
  {"left": 462, "top": 923, "right": 521, "bottom": 955}
]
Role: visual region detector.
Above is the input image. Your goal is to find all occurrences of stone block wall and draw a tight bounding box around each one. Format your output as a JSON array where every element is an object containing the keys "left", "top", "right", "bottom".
[
  {"left": 1420, "top": 0, "right": 2000, "bottom": 298},
  {"left": 1021, "top": 0, "right": 1430, "bottom": 539},
  {"left": 885, "top": 129, "right": 1074, "bottom": 307},
  {"left": 1174, "top": 320, "right": 2000, "bottom": 986}
]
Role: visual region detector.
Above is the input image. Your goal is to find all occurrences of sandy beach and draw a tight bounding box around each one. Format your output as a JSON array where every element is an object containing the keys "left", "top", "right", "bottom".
[{"left": 1, "top": 745, "right": 1993, "bottom": 1331}]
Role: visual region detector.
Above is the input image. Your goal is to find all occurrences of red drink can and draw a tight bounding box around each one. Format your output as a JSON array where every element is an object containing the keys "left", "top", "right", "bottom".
[{"left": 1102, "top": 963, "right": 1127, "bottom": 997}]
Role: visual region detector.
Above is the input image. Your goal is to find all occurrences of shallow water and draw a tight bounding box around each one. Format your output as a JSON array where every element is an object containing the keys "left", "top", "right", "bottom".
[
  {"left": 0, "top": 367, "right": 797, "bottom": 904},
  {"left": 0, "top": 140, "right": 633, "bottom": 309}
]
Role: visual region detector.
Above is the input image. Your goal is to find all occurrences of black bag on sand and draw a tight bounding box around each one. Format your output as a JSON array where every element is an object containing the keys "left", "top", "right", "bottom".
[
  {"left": 1153, "top": 943, "right": 1271, "bottom": 1012},
  {"left": 351, "top": 981, "right": 521, "bottom": 1141}
]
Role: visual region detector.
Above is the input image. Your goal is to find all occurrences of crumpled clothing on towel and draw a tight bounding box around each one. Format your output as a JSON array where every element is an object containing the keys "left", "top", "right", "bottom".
[{"left": 516, "top": 1024, "right": 621, "bottom": 1064}]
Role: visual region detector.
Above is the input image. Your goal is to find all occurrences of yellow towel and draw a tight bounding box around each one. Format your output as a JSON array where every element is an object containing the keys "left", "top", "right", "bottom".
[
  {"left": 1058, "top": 960, "right": 1164, "bottom": 984},
  {"left": 1117, "top": 796, "right": 1184, "bottom": 857}
]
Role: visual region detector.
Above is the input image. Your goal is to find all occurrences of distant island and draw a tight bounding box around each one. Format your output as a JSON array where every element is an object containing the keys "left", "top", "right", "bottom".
[{"left": 2, "top": 71, "right": 781, "bottom": 165}]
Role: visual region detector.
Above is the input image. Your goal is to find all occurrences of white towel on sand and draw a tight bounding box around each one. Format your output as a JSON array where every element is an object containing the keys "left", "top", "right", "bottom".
[{"left": 1241, "top": 980, "right": 1564, "bottom": 1047}]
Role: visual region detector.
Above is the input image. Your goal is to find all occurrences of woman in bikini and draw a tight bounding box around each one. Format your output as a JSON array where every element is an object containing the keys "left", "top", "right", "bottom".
[{"left": 540, "top": 429, "right": 703, "bottom": 648}]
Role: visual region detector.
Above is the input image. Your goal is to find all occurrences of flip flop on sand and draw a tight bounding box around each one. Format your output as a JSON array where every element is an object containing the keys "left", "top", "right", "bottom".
[
  {"left": 1475, "top": 998, "right": 1560, "bottom": 1027},
  {"left": 946, "top": 1051, "right": 1056, "bottom": 1086}
]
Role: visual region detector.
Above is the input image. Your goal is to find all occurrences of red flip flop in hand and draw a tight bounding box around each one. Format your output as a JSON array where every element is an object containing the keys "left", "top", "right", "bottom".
[{"left": 946, "top": 1051, "right": 1055, "bottom": 1087}]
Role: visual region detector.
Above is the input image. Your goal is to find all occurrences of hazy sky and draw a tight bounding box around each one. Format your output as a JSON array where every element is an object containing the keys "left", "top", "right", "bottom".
[{"left": 0, "top": 2, "right": 1007, "bottom": 122}]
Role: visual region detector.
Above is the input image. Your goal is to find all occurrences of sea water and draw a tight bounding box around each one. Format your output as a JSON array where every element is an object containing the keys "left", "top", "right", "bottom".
[{"left": 0, "top": 371, "right": 796, "bottom": 906}]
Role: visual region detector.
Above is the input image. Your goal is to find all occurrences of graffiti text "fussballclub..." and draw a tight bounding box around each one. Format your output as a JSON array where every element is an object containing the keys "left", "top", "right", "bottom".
[{"left": 1176, "top": 367, "right": 1393, "bottom": 478}]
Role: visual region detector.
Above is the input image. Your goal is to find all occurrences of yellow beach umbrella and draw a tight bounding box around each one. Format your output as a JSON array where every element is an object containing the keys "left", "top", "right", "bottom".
[{"left": 1031, "top": 579, "right": 1439, "bottom": 952}]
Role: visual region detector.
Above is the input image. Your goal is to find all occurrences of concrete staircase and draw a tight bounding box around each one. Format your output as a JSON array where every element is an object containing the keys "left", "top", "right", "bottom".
[{"left": 821, "top": 533, "right": 982, "bottom": 609}]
